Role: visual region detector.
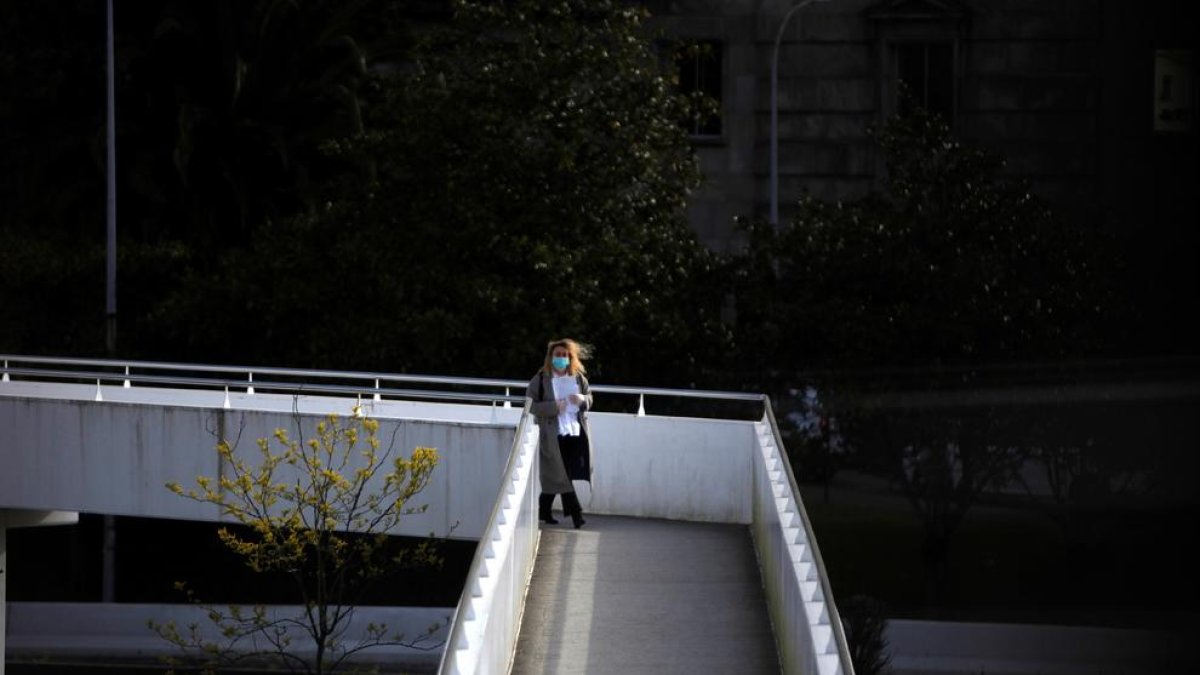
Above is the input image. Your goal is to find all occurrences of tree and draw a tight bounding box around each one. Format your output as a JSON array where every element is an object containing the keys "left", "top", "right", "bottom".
[
  {"left": 153, "top": 410, "right": 442, "bottom": 674},
  {"left": 0, "top": 1, "right": 416, "bottom": 359},
  {"left": 730, "top": 105, "right": 1126, "bottom": 378},
  {"left": 0, "top": 0, "right": 110, "bottom": 357},
  {"left": 149, "top": 0, "right": 731, "bottom": 384},
  {"left": 112, "top": 0, "right": 406, "bottom": 248},
  {"left": 729, "top": 103, "right": 1128, "bottom": 603},
  {"left": 2, "top": 0, "right": 730, "bottom": 383},
  {"left": 852, "top": 403, "right": 1029, "bottom": 604},
  {"left": 0, "top": 0, "right": 107, "bottom": 241},
  {"left": 840, "top": 594, "right": 893, "bottom": 675}
]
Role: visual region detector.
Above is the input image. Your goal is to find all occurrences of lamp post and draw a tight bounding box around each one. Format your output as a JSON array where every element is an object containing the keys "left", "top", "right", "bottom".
[
  {"left": 103, "top": 0, "right": 118, "bottom": 608},
  {"left": 105, "top": 0, "right": 117, "bottom": 355},
  {"left": 770, "top": 0, "right": 832, "bottom": 227}
]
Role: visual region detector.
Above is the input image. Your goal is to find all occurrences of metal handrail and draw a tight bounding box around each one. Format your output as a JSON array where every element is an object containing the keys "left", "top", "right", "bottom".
[
  {"left": 0, "top": 354, "right": 762, "bottom": 409},
  {"left": 590, "top": 383, "right": 760, "bottom": 400},
  {"left": 0, "top": 367, "right": 525, "bottom": 405},
  {"left": 763, "top": 395, "right": 856, "bottom": 675},
  {"left": 0, "top": 354, "right": 524, "bottom": 389}
]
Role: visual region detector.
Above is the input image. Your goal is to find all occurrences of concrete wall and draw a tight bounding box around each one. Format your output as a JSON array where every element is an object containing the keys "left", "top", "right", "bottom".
[
  {"left": 5, "top": 601, "right": 451, "bottom": 672},
  {"left": 0, "top": 382, "right": 759, "bottom": 533},
  {"left": 586, "top": 412, "right": 757, "bottom": 523},
  {"left": 885, "top": 618, "right": 1191, "bottom": 675},
  {"left": 0, "top": 390, "right": 515, "bottom": 540}
]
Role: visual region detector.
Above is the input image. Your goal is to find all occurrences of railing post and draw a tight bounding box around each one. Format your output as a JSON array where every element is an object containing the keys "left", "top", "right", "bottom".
[
  {"left": 123, "top": 365, "right": 130, "bottom": 388},
  {"left": 637, "top": 393, "right": 645, "bottom": 417},
  {"left": 2, "top": 360, "right": 8, "bottom": 382},
  {"left": 94, "top": 379, "right": 103, "bottom": 402},
  {"left": 246, "top": 372, "right": 255, "bottom": 395},
  {"left": 504, "top": 387, "right": 512, "bottom": 408},
  {"left": 374, "top": 378, "right": 382, "bottom": 402}
]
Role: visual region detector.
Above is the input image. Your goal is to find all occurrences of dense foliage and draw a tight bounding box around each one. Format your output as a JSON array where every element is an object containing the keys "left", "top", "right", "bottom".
[
  {"left": 2, "top": 2, "right": 1122, "bottom": 385},
  {"left": 1, "top": 0, "right": 728, "bottom": 385},
  {"left": 729, "top": 106, "right": 1130, "bottom": 603},
  {"left": 156, "top": 0, "right": 729, "bottom": 382},
  {"left": 730, "top": 107, "right": 1125, "bottom": 383}
]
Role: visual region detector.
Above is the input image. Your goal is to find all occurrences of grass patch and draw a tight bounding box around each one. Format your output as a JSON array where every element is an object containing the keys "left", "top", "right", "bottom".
[{"left": 801, "top": 477, "right": 1200, "bottom": 629}]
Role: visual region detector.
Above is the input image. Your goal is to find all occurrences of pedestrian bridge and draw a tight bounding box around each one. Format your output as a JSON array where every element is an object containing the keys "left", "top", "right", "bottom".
[{"left": 0, "top": 355, "right": 853, "bottom": 675}]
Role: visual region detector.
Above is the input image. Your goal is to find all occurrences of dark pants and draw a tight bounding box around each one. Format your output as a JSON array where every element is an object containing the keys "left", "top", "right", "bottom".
[
  {"left": 539, "top": 490, "right": 582, "bottom": 518},
  {"left": 540, "top": 433, "right": 587, "bottom": 526},
  {"left": 557, "top": 431, "right": 590, "bottom": 481}
]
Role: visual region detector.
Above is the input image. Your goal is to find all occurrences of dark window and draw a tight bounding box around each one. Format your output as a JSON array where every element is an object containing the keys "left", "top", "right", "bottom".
[
  {"left": 675, "top": 41, "right": 723, "bottom": 137},
  {"left": 895, "top": 42, "right": 955, "bottom": 122}
]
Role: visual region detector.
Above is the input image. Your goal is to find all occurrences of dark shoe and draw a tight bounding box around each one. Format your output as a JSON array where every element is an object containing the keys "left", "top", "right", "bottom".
[
  {"left": 538, "top": 494, "right": 558, "bottom": 524},
  {"left": 562, "top": 491, "right": 585, "bottom": 529}
]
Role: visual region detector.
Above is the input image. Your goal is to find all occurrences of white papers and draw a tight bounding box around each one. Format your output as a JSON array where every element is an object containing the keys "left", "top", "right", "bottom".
[{"left": 552, "top": 375, "right": 581, "bottom": 436}]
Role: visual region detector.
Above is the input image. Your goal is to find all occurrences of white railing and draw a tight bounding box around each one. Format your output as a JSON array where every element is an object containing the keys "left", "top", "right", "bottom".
[
  {"left": 753, "top": 399, "right": 854, "bottom": 675},
  {"left": 2, "top": 355, "right": 857, "bottom": 674},
  {"left": 0, "top": 354, "right": 525, "bottom": 406},
  {"left": 437, "top": 405, "right": 540, "bottom": 675},
  {"left": 0, "top": 355, "right": 763, "bottom": 413}
]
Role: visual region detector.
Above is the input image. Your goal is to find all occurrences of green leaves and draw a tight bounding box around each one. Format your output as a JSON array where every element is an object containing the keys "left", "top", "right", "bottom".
[
  {"left": 175, "top": 0, "right": 730, "bottom": 382},
  {"left": 162, "top": 412, "right": 441, "bottom": 672},
  {"left": 731, "top": 105, "right": 1124, "bottom": 375}
]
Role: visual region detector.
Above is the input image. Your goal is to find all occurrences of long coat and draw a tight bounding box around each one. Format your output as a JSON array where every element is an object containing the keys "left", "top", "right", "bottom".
[{"left": 526, "top": 371, "right": 593, "bottom": 494}]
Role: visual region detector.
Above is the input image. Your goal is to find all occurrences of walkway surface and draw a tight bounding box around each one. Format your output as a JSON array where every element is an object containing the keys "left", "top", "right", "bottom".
[{"left": 510, "top": 514, "right": 780, "bottom": 675}]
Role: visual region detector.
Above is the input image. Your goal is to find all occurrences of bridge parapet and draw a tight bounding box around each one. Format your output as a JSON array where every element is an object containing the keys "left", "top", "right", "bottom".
[{"left": 1, "top": 356, "right": 856, "bottom": 675}]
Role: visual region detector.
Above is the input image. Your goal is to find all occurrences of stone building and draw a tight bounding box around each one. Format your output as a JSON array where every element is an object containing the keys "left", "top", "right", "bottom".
[{"left": 646, "top": 0, "right": 1197, "bottom": 350}]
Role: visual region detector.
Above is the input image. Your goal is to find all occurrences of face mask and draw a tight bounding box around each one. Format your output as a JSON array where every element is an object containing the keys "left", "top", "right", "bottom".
[{"left": 552, "top": 356, "right": 570, "bottom": 371}]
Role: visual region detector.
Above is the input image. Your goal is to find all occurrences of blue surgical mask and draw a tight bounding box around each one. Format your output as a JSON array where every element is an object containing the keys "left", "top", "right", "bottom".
[{"left": 552, "top": 356, "right": 570, "bottom": 371}]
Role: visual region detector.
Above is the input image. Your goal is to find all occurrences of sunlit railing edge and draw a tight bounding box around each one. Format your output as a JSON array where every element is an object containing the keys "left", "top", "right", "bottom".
[
  {"left": 436, "top": 402, "right": 539, "bottom": 675},
  {"left": 3, "top": 355, "right": 856, "bottom": 671},
  {"left": 0, "top": 354, "right": 524, "bottom": 394},
  {"left": 0, "top": 355, "right": 763, "bottom": 414},
  {"left": 757, "top": 396, "right": 855, "bottom": 675}
]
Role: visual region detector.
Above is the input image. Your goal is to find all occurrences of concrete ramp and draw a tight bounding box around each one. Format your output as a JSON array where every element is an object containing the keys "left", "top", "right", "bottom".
[{"left": 511, "top": 515, "right": 780, "bottom": 675}]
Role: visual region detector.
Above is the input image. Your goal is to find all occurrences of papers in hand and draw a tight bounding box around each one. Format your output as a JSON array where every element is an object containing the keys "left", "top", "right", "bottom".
[{"left": 552, "top": 375, "right": 582, "bottom": 436}]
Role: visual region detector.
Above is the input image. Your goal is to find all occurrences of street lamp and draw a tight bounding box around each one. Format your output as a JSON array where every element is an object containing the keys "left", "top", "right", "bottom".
[
  {"left": 770, "top": 0, "right": 833, "bottom": 227},
  {"left": 105, "top": 0, "right": 117, "bottom": 354},
  {"left": 103, "top": 0, "right": 119, "bottom": 607}
]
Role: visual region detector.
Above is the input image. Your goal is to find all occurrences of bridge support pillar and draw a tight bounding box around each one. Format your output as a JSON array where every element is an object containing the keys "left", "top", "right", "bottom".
[{"left": 0, "top": 509, "right": 80, "bottom": 675}]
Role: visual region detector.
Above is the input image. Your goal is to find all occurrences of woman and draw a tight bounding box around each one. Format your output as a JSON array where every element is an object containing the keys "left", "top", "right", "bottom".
[{"left": 526, "top": 338, "right": 593, "bottom": 529}]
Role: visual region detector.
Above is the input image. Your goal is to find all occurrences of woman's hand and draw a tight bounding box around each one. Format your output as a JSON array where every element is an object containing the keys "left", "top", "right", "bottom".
[
  {"left": 557, "top": 399, "right": 567, "bottom": 414},
  {"left": 567, "top": 393, "right": 586, "bottom": 406}
]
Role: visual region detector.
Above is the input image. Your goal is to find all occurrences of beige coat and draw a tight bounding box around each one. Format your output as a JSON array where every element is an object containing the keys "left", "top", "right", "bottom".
[{"left": 526, "top": 371, "right": 593, "bottom": 494}]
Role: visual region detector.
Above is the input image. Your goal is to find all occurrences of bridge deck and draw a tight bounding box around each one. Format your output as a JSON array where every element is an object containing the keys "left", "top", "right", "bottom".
[{"left": 510, "top": 514, "right": 780, "bottom": 675}]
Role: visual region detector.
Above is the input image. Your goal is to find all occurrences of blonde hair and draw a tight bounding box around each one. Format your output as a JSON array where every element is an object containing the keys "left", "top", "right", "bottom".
[{"left": 542, "top": 338, "right": 591, "bottom": 376}]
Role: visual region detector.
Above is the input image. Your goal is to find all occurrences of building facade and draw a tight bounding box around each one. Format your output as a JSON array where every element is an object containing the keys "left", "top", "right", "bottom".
[{"left": 647, "top": 0, "right": 1197, "bottom": 350}]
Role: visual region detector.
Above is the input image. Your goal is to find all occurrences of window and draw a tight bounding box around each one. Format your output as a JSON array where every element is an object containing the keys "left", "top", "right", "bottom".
[
  {"left": 1155, "top": 49, "right": 1195, "bottom": 133},
  {"left": 895, "top": 42, "right": 955, "bottom": 122},
  {"left": 868, "top": 0, "right": 966, "bottom": 127},
  {"left": 675, "top": 40, "right": 723, "bottom": 137}
]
